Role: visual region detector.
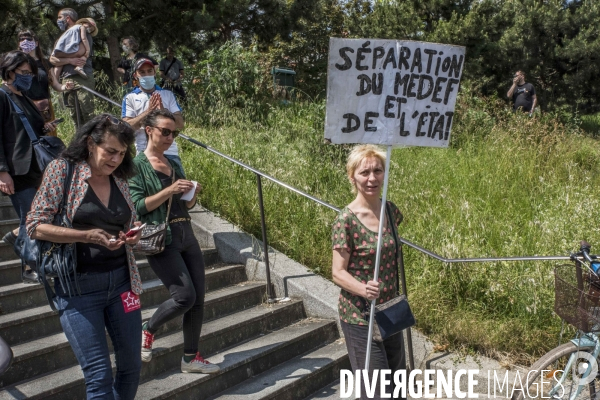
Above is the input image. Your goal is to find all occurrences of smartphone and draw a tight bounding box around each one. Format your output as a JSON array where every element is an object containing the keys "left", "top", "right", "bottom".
[
  {"left": 52, "top": 118, "right": 65, "bottom": 125},
  {"left": 125, "top": 223, "right": 146, "bottom": 237}
]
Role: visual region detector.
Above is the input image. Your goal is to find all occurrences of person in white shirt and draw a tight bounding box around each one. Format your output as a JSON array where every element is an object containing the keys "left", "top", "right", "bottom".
[{"left": 122, "top": 58, "right": 185, "bottom": 171}]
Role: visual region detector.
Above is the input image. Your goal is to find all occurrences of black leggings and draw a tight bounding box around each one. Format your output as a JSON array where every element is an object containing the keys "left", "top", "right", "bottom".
[{"left": 146, "top": 222, "right": 205, "bottom": 354}]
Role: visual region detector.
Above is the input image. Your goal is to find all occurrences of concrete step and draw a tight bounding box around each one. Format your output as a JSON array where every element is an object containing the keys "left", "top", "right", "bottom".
[
  {"left": 0, "top": 248, "right": 220, "bottom": 288},
  {"left": 0, "top": 300, "right": 306, "bottom": 399},
  {"left": 0, "top": 282, "right": 274, "bottom": 387},
  {"left": 0, "top": 242, "right": 17, "bottom": 263},
  {"left": 211, "top": 339, "right": 349, "bottom": 400},
  {"left": 0, "top": 260, "right": 245, "bottom": 315},
  {"left": 303, "top": 382, "right": 342, "bottom": 400},
  {"left": 134, "top": 318, "right": 339, "bottom": 399},
  {"left": 0, "top": 271, "right": 256, "bottom": 347},
  {"left": 0, "top": 199, "right": 18, "bottom": 222}
]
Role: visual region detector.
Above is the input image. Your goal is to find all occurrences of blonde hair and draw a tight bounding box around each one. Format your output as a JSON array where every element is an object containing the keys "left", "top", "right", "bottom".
[{"left": 346, "top": 144, "right": 386, "bottom": 193}]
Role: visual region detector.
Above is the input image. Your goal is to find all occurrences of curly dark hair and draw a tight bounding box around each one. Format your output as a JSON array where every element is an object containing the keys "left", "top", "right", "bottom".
[
  {"left": 62, "top": 113, "right": 137, "bottom": 179},
  {"left": 122, "top": 37, "right": 139, "bottom": 53},
  {"left": 0, "top": 50, "right": 37, "bottom": 81}
]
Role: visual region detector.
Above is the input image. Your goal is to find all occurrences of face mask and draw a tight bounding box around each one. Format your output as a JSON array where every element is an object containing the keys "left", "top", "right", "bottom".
[
  {"left": 57, "top": 19, "right": 67, "bottom": 31},
  {"left": 85, "top": 26, "right": 93, "bottom": 34},
  {"left": 138, "top": 76, "right": 155, "bottom": 90},
  {"left": 19, "top": 40, "right": 37, "bottom": 54},
  {"left": 122, "top": 45, "right": 130, "bottom": 53},
  {"left": 12, "top": 73, "right": 33, "bottom": 92}
]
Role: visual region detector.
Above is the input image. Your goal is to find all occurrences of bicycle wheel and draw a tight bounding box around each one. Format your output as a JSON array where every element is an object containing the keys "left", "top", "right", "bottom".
[{"left": 513, "top": 342, "right": 598, "bottom": 400}]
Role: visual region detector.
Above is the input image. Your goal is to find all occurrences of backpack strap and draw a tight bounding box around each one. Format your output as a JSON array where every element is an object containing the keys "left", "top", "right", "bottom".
[{"left": 0, "top": 88, "right": 39, "bottom": 144}]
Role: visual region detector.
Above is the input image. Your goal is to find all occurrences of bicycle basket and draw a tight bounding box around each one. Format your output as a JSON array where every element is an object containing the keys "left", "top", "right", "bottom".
[{"left": 554, "top": 264, "right": 600, "bottom": 332}]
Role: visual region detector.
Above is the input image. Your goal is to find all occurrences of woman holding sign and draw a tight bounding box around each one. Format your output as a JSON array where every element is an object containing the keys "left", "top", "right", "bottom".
[
  {"left": 331, "top": 144, "right": 406, "bottom": 399},
  {"left": 128, "top": 109, "right": 219, "bottom": 374}
]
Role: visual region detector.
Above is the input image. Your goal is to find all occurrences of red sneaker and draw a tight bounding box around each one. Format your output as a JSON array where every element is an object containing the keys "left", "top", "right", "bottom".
[{"left": 141, "top": 327, "right": 154, "bottom": 362}]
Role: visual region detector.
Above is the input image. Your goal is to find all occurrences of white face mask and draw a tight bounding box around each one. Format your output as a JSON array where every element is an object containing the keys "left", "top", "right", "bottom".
[{"left": 122, "top": 45, "right": 130, "bottom": 53}]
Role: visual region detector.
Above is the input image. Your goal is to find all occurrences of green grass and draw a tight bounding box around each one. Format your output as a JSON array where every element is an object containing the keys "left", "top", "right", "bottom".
[
  {"left": 581, "top": 113, "right": 600, "bottom": 136},
  {"left": 176, "top": 88, "right": 600, "bottom": 365}
]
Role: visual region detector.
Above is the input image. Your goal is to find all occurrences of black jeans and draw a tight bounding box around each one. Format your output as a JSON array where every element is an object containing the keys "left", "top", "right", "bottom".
[
  {"left": 341, "top": 320, "right": 407, "bottom": 400},
  {"left": 146, "top": 222, "right": 205, "bottom": 354}
]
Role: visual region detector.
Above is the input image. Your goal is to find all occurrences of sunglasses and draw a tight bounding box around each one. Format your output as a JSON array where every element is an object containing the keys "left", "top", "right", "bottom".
[{"left": 151, "top": 126, "right": 180, "bottom": 138}]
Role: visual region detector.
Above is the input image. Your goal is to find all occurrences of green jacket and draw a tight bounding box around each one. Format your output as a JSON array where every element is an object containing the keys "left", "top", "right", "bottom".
[{"left": 129, "top": 153, "right": 185, "bottom": 245}]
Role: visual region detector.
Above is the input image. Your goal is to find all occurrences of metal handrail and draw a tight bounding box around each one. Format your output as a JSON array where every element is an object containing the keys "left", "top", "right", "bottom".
[{"left": 78, "top": 87, "right": 577, "bottom": 372}]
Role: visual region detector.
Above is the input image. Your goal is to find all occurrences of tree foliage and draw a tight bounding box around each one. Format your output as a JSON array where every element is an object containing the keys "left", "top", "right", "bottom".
[{"left": 2, "top": 0, "right": 600, "bottom": 113}]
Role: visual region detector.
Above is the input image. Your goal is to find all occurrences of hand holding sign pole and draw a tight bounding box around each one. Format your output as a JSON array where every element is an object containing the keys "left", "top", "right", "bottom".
[{"left": 324, "top": 38, "right": 465, "bottom": 374}]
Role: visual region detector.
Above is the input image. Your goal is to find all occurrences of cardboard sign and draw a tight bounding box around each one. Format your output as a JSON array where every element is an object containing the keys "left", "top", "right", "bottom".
[{"left": 325, "top": 38, "right": 466, "bottom": 147}]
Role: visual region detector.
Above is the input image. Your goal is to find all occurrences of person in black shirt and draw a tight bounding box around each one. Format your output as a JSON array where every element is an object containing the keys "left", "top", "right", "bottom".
[
  {"left": 0, "top": 50, "right": 58, "bottom": 282},
  {"left": 116, "top": 37, "right": 158, "bottom": 89},
  {"left": 16, "top": 29, "right": 74, "bottom": 129},
  {"left": 27, "top": 114, "right": 144, "bottom": 399},
  {"left": 507, "top": 70, "right": 537, "bottom": 115}
]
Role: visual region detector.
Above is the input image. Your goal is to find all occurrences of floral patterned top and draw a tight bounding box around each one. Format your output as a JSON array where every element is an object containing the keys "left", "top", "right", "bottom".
[
  {"left": 25, "top": 159, "right": 143, "bottom": 295},
  {"left": 332, "top": 201, "right": 403, "bottom": 325}
]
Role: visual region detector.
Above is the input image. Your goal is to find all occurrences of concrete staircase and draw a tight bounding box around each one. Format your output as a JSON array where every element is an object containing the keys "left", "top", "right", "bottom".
[{"left": 0, "top": 197, "right": 348, "bottom": 399}]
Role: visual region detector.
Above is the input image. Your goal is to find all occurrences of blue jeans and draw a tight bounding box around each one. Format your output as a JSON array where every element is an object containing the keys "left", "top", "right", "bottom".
[
  {"left": 8, "top": 186, "right": 38, "bottom": 228},
  {"left": 165, "top": 154, "right": 185, "bottom": 176},
  {"left": 55, "top": 266, "right": 142, "bottom": 400}
]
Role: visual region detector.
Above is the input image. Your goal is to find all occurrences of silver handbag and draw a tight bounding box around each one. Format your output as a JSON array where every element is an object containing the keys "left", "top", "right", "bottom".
[{"left": 134, "top": 169, "right": 175, "bottom": 255}]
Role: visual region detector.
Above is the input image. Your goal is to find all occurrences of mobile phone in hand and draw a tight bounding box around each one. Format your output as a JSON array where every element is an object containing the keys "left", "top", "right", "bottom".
[
  {"left": 125, "top": 223, "right": 146, "bottom": 237},
  {"left": 52, "top": 118, "right": 65, "bottom": 125}
]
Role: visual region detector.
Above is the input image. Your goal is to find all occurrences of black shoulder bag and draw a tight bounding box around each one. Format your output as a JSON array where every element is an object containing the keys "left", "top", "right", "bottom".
[
  {"left": 17, "top": 159, "right": 78, "bottom": 311},
  {"left": 0, "top": 88, "right": 66, "bottom": 172},
  {"left": 363, "top": 203, "right": 416, "bottom": 342}
]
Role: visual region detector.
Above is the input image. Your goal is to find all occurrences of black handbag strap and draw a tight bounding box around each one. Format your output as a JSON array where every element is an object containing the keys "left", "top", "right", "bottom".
[
  {"left": 385, "top": 201, "right": 402, "bottom": 296},
  {"left": 0, "top": 88, "right": 39, "bottom": 144},
  {"left": 39, "top": 159, "right": 75, "bottom": 312},
  {"left": 163, "top": 167, "right": 175, "bottom": 224},
  {"left": 164, "top": 58, "right": 177, "bottom": 76}
]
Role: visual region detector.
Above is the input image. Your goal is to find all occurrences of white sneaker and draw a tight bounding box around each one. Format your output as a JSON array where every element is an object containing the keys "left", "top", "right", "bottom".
[
  {"left": 74, "top": 66, "right": 88, "bottom": 78},
  {"left": 141, "top": 327, "right": 154, "bottom": 362},
  {"left": 181, "top": 353, "right": 220, "bottom": 374}
]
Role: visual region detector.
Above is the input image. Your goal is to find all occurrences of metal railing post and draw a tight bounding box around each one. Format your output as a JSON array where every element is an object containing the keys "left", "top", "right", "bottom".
[
  {"left": 73, "top": 90, "right": 82, "bottom": 128},
  {"left": 256, "top": 174, "right": 275, "bottom": 301},
  {"left": 398, "top": 246, "right": 415, "bottom": 371}
]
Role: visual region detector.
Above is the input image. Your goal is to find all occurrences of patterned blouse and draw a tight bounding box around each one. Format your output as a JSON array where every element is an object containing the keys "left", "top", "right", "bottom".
[
  {"left": 25, "top": 159, "right": 143, "bottom": 295},
  {"left": 332, "top": 201, "right": 403, "bottom": 325}
]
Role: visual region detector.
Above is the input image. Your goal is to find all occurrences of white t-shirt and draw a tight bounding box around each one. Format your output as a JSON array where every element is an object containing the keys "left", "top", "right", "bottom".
[{"left": 121, "top": 86, "right": 182, "bottom": 156}]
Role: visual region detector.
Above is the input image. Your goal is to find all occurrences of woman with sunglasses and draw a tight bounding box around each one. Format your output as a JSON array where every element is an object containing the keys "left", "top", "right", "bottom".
[
  {"left": 128, "top": 109, "right": 219, "bottom": 374},
  {"left": 26, "top": 113, "right": 144, "bottom": 399}
]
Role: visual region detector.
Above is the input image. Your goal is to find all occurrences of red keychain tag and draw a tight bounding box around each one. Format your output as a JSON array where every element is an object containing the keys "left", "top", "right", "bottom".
[{"left": 121, "top": 291, "right": 141, "bottom": 313}]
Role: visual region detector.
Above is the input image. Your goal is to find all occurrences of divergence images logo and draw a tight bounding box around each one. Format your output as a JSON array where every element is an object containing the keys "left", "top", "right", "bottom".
[{"left": 338, "top": 355, "right": 599, "bottom": 399}]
